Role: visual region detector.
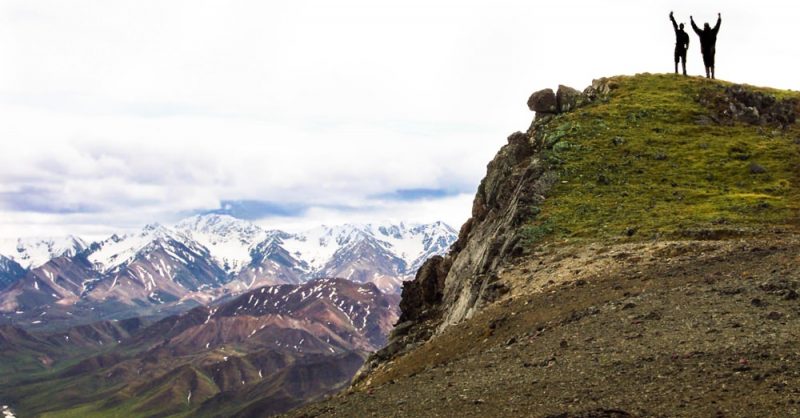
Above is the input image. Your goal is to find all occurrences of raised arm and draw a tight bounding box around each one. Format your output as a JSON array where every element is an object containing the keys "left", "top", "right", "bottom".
[
  {"left": 713, "top": 13, "right": 721, "bottom": 33},
  {"left": 670, "top": 11, "right": 678, "bottom": 32},
  {"left": 690, "top": 17, "right": 701, "bottom": 35}
]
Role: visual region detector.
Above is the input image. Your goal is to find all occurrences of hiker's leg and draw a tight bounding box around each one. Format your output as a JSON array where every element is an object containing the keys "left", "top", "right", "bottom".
[
  {"left": 674, "top": 50, "right": 680, "bottom": 74},
  {"left": 681, "top": 55, "right": 687, "bottom": 76},
  {"left": 710, "top": 52, "right": 716, "bottom": 79}
]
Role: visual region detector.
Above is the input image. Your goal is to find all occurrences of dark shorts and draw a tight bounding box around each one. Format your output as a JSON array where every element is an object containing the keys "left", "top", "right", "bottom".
[
  {"left": 674, "top": 48, "right": 687, "bottom": 62},
  {"left": 702, "top": 48, "right": 716, "bottom": 67}
]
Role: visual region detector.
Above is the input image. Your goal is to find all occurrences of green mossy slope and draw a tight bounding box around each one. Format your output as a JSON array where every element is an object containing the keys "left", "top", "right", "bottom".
[{"left": 526, "top": 73, "right": 800, "bottom": 244}]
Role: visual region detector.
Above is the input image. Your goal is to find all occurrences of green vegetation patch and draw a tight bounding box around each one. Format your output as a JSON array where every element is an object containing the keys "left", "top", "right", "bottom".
[{"left": 524, "top": 73, "right": 800, "bottom": 244}]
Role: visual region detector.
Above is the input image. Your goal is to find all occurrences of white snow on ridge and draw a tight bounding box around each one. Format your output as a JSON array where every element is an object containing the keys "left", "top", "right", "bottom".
[
  {"left": 87, "top": 224, "right": 193, "bottom": 273},
  {"left": 363, "top": 221, "right": 457, "bottom": 268},
  {"left": 0, "top": 236, "right": 88, "bottom": 269},
  {"left": 281, "top": 221, "right": 457, "bottom": 273},
  {"left": 1, "top": 214, "right": 456, "bottom": 293},
  {"left": 175, "top": 214, "right": 274, "bottom": 274},
  {"left": 280, "top": 225, "right": 362, "bottom": 271}
]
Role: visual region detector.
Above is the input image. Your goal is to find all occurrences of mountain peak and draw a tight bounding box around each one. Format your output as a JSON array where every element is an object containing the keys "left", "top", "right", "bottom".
[
  {"left": 0, "top": 235, "right": 89, "bottom": 269},
  {"left": 141, "top": 222, "right": 163, "bottom": 231}
]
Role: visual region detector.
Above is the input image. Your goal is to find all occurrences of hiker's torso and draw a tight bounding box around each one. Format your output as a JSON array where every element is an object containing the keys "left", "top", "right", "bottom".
[{"left": 676, "top": 30, "right": 689, "bottom": 48}]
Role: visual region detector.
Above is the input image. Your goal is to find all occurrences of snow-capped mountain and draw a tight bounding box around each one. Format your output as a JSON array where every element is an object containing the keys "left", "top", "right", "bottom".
[
  {"left": 86, "top": 226, "right": 228, "bottom": 306},
  {"left": 279, "top": 221, "right": 456, "bottom": 276},
  {"left": 175, "top": 215, "right": 277, "bottom": 274},
  {"left": 88, "top": 223, "right": 206, "bottom": 273},
  {"left": 0, "top": 236, "right": 88, "bottom": 269},
  {"left": 0, "top": 214, "right": 457, "bottom": 328},
  {"left": 0, "top": 223, "right": 229, "bottom": 319},
  {"left": 360, "top": 221, "right": 457, "bottom": 273},
  {"left": 172, "top": 214, "right": 458, "bottom": 293},
  {"left": 289, "top": 221, "right": 457, "bottom": 291}
]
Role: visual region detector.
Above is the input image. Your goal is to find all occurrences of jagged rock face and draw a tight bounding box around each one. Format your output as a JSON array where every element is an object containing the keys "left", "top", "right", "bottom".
[
  {"left": 436, "top": 129, "right": 557, "bottom": 329},
  {"left": 359, "top": 129, "right": 556, "bottom": 378},
  {"left": 397, "top": 255, "right": 449, "bottom": 323}
]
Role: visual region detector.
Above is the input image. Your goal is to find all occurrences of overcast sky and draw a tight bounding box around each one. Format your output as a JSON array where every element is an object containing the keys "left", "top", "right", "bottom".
[{"left": 1, "top": 0, "right": 798, "bottom": 240}]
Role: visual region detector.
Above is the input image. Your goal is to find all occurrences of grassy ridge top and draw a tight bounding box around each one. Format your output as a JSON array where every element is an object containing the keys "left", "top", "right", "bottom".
[{"left": 526, "top": 73, "right": 800, "bottom": 244}]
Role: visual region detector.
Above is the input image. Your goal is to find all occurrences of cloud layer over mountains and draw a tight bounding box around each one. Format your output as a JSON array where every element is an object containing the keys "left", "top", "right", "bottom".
[{"left": 3, "top": 1, "right": 798, "bottom": 239}]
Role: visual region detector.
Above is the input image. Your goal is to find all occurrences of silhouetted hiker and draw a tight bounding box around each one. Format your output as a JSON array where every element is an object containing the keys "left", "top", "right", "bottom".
[
  {"left": 669, "top": 11, "right": 690, "bottom": 75},
  {"left": 691, "top": 13, "right": 722, "bottom": 79}
]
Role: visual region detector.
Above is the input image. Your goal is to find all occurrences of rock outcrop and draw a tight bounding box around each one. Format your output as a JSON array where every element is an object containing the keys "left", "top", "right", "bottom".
[
  {"left": 699, "top": 84, "right": 799, "bottom": 127},
  {"left": 356, "top": 78, "right": 617, "bottom": 378},
  {"left": 528, "top": 79, "right": 614, "bottom": 118}
]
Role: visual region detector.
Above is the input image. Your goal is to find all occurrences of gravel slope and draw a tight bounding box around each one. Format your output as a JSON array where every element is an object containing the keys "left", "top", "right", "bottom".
[{"left": 284, "top": 234, "right": 800, "bottom": 418}]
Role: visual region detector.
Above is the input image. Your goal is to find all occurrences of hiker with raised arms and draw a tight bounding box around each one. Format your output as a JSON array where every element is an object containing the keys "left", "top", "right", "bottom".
[
  {"left": 669, "top": 12, "right": 690, "bottom": 76},
  {"left": 691, "top": 13, "right": 722, "bottom": 79}
]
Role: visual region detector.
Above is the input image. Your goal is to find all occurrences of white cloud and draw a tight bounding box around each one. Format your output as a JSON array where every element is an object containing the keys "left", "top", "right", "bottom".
[
  {"left": 1, "top": 0, "right": 798, "bottom": 239},
  {"left": 257, "top": 193, "right": 476, "bottom": 233}
]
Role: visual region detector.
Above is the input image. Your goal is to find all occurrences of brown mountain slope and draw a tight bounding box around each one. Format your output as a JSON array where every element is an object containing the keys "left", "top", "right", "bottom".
[{"left": 286, "top": 236, "right": 800, "bottom": 417}]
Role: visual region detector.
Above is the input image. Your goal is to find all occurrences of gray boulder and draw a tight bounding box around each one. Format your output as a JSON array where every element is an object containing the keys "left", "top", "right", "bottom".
[
  {"left": 557, "top": 85, "right": 583, "bottom": 113},
  {"left": 527, "top": 88, "right": 557, "bottom": 113}
]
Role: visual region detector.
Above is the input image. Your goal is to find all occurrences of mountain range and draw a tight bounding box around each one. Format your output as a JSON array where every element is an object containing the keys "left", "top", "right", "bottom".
[
  {"left": 0, "top": 277, "right": 399, "bottom": 417},
  {"left": 0, "top": 214, "right": 456, "bottom": 330},
  {"left": 0, "top": 235, "right": 88, "bottom": 270}
]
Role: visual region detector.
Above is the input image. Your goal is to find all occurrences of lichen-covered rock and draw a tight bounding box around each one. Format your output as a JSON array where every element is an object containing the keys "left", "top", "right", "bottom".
[
  {"left": 530, "top": 83, "right": 599, "bottom": 116},
  {"left": 556, "top": 85, "right": 583, "bottom": 113},
  {"left": 527, "top": 88, "right": 557, "bottom": 113},
  {"left": 591, "top": 77, "right": 618, "bottom": 96},
  {"left": 699, "top": 84, "right": 798, "bottom": 127}
]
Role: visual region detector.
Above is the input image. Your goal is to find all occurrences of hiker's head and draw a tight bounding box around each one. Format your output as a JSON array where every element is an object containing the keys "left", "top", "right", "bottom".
[
  {"left": 704, "top": 23, "right": 710, "bottom": 30},
  {"left": 679, "top": 23, "right": 685, "bottom": 30}
]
